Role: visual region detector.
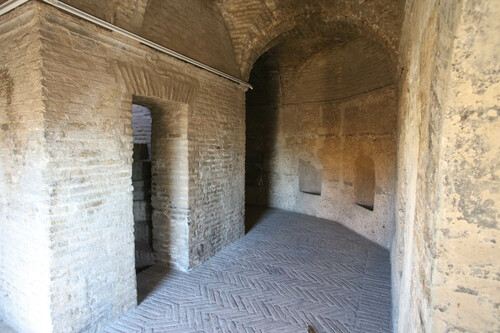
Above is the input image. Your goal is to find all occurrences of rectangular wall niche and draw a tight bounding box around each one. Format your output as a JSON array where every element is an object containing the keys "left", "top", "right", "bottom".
[
  {"left": 354, "top": 154, "right": 375, "bottom": 211},
  {"left": 299, "top": 159, "right": 322, "bottom": 195}
]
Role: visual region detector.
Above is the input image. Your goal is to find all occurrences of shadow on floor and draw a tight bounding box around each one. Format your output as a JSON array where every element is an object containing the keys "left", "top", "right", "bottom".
[
  {"left": 137, "top": 265, "right": 172, "bottom": 304},
  {"left": 245, "top": 205, "right": 269, "bottom": 233},
  {"left": 136, "top": 205, "right": 269, "bottom": 304}
]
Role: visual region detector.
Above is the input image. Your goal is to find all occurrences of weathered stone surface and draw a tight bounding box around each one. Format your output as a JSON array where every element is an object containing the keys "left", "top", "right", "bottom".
[{"left": 393, "top": 0, "right": 500, "bottom": 332}]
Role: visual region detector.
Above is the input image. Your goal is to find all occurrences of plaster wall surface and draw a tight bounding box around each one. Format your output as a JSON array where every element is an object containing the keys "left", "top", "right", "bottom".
[
  {"left": 432, "top": 1, "right": 500, "bottom": 331},
  {"left": 0, "top": 3, "right": 246, "bottom": 332},
  {"left": 392, "top": 1, "right": 447, "bottom": 328},
  {"left": 0, "top": 4, "right": 53, "bottom": 332},
  {"left": 38, "top": 0, "right": 404, "bottom": 79},
  {"left": 393, "top": 0, "right": 500, "bottom": 331}
]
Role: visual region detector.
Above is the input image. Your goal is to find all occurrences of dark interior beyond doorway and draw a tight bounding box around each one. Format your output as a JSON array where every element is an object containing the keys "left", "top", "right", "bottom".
[{"left": 132, "top": 104, "right": 155, "bottom": 271}]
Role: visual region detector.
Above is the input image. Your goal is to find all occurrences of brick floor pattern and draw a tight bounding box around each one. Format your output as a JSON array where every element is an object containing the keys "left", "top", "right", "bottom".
[{"left": 106, "top": 208, "right": 392, "bottom": 333}]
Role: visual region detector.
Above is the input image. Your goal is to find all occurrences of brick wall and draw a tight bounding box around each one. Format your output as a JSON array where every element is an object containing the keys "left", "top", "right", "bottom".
[
  {"left": 131, "top": 104, "right": 152, "bottom": 145},
  {"left": 0, "top": 3, "right": 246, "bottom": 332},
  {"left": 188, "top": 82, "right": 246, "bottom": 267},
  {"left": 148, "top": 100, "right": 190, "bottom": 270},
  {"left": 141, "top": 0, "right": 239, "bottom": 77},
  {"left": 0, "top": 4, "right": 54, "bottom": 332},
  {"left": 216, "top": 0, "right": 405, "bottom": 78},
  {"left": 248, "top": 88, "right": 397, "bottom": 248},
  {"left": 132, "top": 144, "right": 154, "bottom": 270},
  {"left": 2, "top": 1, "right": 498, "bottom": 333}
]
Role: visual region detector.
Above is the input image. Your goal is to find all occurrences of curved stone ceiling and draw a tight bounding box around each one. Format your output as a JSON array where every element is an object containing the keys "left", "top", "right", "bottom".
[
  {"left": 52, "top": 0, "right": 404, "bottom": 80},
  {"left": 247, "top": 20, "right": 396, "bottom": 103},
  {"left": 215, "top": 0, "right": 405, "bottom": 78}
]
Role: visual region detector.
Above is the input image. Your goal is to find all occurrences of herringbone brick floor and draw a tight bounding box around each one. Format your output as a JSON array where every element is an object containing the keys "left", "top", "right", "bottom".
[{"left": 106, "top": 207, "right": 392, "bottom": 333}]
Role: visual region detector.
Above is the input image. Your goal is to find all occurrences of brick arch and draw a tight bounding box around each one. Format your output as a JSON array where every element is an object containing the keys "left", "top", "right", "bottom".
[
  {"left": 217, "top": 0, "right": 404, "bottom": 79},
  {"left": 111, "top": 61, "right": 199, "bottom": 104},
  {"left": 250, "top": 20, "right": 397, "bottom": 80}
]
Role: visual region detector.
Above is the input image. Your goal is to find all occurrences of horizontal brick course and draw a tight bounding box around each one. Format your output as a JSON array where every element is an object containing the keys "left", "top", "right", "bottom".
[
  {"left": 1, "top": 2, "right": 246, "bottom": 332},
  {"left": 0, "top": 4, "right": 53, "bottom": 332}
]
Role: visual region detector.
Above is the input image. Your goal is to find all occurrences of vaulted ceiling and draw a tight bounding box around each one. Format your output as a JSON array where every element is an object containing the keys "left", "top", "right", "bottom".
[
  {"left": 40, "top": 0, "right": 405, "bottom": 79},
  {"left": 215, "top": 0, "right": 405, "bottom": 78}
]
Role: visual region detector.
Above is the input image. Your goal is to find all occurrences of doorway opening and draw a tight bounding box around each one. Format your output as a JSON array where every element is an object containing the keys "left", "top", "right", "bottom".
[
  {"left": 130, "top": 97, "right": 189, "bottom": 302},
  {"left": 131, "top": 96, "right": 190, "bottom": 274},
  {"left": 132, "top": 103, "right": 155, "bottom": 272},
  {"left": 245, "top": 52, "right": 280, "bottom": 233}
]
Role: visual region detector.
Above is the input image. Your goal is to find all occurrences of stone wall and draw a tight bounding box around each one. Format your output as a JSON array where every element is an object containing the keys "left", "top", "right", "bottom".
[
  {"left": 393, "top": 0, "right": 500, "bottom": 331},
  {"left": 0, "top": 4, "right": 53, "bottom": 332},
  {"left": 0, "top": 2, "right": 246, "bottom": 332},
  {"left": 246, "top": 41, "right": 397, "bottom": 248}
]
